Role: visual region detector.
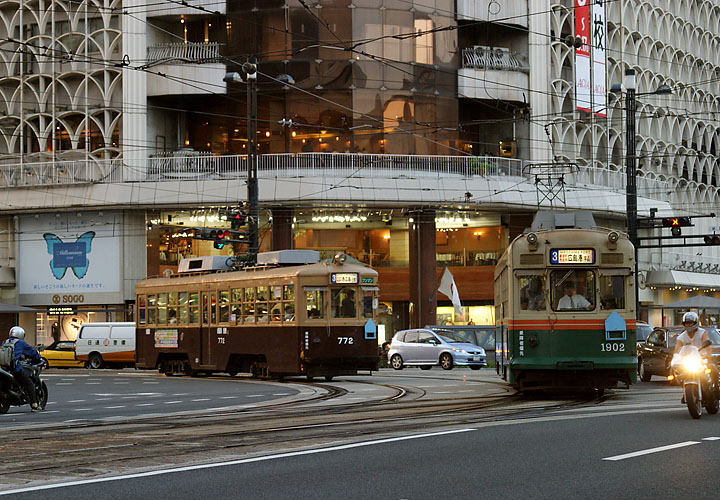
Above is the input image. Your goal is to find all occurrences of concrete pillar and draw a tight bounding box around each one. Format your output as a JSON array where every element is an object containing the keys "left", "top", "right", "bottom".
[
  {"left": 122, "top": 0, "right": 147, "bottom": 181},
  {"left": 528, "top": 0, "right": 552, "bottom": 164},
  {"left": 271, "top": 207, "right": 294, "bottom": 250},
  {"left": 408, "top": 209, "right": 436, "bottom": 329}
]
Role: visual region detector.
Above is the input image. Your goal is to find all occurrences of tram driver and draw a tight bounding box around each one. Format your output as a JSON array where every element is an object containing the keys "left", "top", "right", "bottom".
[{"left": 557, "top": 282, "right": 592, "bottom": 310}]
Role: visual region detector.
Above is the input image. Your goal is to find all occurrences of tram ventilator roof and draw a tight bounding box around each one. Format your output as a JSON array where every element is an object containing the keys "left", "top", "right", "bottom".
[{"left": 530, "top": 211, "right": 596, "bottom": 231}]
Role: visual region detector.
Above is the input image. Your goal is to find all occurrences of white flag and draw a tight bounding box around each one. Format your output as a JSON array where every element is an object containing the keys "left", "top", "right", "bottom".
[{"left": 438, "top": 267, "right": 462, "bottom": 315}]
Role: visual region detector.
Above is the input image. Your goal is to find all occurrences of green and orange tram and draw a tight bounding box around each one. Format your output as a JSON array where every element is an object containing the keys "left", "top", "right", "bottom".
[
  {"left": 494, "top": 212, "right": 637, "bottom": 391},
  {"left": 135, "top": 251, "right": 380, "bottom": 380}
]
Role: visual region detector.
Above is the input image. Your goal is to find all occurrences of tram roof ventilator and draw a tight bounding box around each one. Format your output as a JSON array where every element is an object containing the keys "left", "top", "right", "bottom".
[
  {"left": 256, "top": 249, "right": 320, "bottom": 266},
  {"left": 530, "top": 210, "right": 596, "bottom": 232}
]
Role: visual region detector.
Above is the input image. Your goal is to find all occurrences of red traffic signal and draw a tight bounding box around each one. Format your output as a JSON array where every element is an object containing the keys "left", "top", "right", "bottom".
[
  {"left": 661, "top": 216, "right": 692, "bottom": 227},
  {"left": 704, "top": 235, "right": 720, "bottom": 245}
]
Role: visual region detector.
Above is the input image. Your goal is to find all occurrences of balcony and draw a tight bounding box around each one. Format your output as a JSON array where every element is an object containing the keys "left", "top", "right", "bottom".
[
  {"left": 0, "top": 153, "right": 524, "bottom": 187},
  {"left": 146, "top": 42, "right": 226, "bottom": 96},
  {"left": 456, "top": 0, "right": 528, "bottom": 27},
  {"left": 146, "top": 42, "right": 223, "bottom": 66},
  {"left": 459, "top": 46, "right": 529, "bottom": 103}
]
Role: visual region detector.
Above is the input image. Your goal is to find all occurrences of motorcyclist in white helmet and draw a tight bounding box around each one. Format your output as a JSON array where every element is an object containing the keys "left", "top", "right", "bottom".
[
  {"left": 674, "top": 311, "right": 720, "bottom": 400},
  {"left": 2, "top": 326, "right": 43, "bottom": 412}
]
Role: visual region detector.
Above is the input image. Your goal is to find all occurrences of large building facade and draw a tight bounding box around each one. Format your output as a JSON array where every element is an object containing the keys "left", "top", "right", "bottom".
[{"left": 0, "top": 0, "right": 718, "bottom": 344}]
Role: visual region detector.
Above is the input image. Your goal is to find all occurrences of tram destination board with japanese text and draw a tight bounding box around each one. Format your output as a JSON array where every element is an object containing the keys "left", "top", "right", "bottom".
[{"left": 549, "top": 249, "right": 595, "bottom": 265}]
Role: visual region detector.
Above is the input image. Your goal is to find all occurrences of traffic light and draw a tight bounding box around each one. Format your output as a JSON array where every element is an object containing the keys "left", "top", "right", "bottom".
[
  {"left": 704, "top": 235, "right": 720, "bottom": 245},
  {"left": 211, "top": 229, "right": 229, "bottom": 249},
  {"left": 227, "top": 211, "right": 247, "bottom": 230},
  {"left": 661, "top": 216, "right": 692, "bottom": 237}
]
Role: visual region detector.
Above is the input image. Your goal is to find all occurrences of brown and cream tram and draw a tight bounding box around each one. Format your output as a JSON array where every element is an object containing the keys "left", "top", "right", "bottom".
[{"left": 135, "top": 251, "right": 380, "bottom": 380}]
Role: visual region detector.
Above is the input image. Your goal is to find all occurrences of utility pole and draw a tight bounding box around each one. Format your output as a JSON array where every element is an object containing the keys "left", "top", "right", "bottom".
[
  {"left": 624, "top": 69, "right": 639, "bottom": 318},
  {"left": 245, "top": 59, "right": 258, "bottom": 263}
]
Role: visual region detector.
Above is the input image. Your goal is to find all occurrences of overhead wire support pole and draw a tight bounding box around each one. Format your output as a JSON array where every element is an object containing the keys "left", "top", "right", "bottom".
[{"left": 245, "top": 60, "right": 259, "bottom": 263}]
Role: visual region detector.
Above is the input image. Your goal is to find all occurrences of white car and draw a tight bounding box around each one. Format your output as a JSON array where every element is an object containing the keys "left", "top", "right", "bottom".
[{"left": 388, "top": 328, "right": 487, "bottom": 370}]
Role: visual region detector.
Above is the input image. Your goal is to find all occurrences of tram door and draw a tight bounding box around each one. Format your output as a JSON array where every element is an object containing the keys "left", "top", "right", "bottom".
[{"left": 201, "top": 292, "right": 216, "bottom": 366}]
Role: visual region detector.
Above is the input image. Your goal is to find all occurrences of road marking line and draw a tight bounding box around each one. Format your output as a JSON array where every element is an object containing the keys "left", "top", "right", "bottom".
[
  {"left": 219, "top": 396, "right": 237, "bottom": 399},
  {"left": 55, "top": 383, "right": 72, "bottom": 386},
  {"left": 0, "top": 428, "right": 475, "bottom": 496},
  {"left": 192, "top": 398, "right": 210, "bottom": 402},
  {"left": 67, "top": 400, "right": 85, "bottom": 403},
  {"left": 105, "top": 406, "right": 126, "bottom": 409},
  {"left": 702, "top": 437, "right": 720, "bottom": 440},
  {"left": 164, "top": 401, "right": 182, "bottom": 404},
  {"left": 86, "top": 383, "right": 101, "bottom": 385},
  {"left": 72, "top": 408, "right": 93, "bottom": 412},
  {"left": 603, "top": 441, "right": 701, "bottom": 461},
  {"left": 143, "top": 382, "right": 160, "bottom": 384},
  {"left": 246, "top": 394, "right": 263, "bottom": 397},
  {"left": 136, "top": 403, "right": 154, "bottom": 407}
]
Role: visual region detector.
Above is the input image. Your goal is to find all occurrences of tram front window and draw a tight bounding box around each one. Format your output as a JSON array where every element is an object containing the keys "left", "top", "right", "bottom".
[
  {"left": 551, "top": 270, "right": 595, "bottom": 311},
  {"left": 518, "top": 275, "right": 546, "bottom": 311},
  {"left": 332, "top": 288, "right": 357, "bottom": 318},
  {"left": 599, "top": 275, "right": 626, "bottom": 310}
]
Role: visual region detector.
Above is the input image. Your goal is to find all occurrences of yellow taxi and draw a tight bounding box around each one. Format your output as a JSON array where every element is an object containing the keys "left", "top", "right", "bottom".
[{"left": 39, "top": 340, "right": 84, "bottom": 368}]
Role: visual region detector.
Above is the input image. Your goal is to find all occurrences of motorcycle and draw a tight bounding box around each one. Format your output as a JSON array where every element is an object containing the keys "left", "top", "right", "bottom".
[
  {"left": 0, "top": 361, "right": 48, "bottom": 414},
  {"left": 670, "top": 342, "right": 719, "bottom": 419}
]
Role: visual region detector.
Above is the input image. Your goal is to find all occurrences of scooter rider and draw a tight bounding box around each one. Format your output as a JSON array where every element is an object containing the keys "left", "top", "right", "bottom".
[
  {"left": 2, "top": 326, "right": 43, "bottom": 412},
  {"left": 674, "top": 311, "right": 720, "bottom": 398}
]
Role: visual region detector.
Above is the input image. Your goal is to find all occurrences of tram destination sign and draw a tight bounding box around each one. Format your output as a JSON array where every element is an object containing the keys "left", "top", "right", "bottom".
[
  {"left": 550, "top": 249, "right": 595, "bottom": 264},
  {"left": 331, "top": 272, "right": 359, "bottom": 284}
]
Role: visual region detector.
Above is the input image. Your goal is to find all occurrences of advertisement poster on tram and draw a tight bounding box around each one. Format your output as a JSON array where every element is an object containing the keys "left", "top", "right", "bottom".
[{"left": 17, "top": 212, "right": 122, "bottom": 305}]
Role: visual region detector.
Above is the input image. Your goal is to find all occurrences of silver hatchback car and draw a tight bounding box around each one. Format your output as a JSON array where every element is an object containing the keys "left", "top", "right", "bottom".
[{"left": 388, "top": 328, "right": 487, "bottom": 370}]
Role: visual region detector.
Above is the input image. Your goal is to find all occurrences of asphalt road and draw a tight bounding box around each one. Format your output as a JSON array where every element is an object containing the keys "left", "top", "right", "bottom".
[
  {"left": 1, "top": 370, "right": 302, "bottom": 425},
  {"left": 3, "top": 375, "right": 714, "bottom": 499}
]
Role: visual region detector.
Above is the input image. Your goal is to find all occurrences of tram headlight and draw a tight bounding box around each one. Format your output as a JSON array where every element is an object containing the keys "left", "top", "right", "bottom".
[
  {"left": 527, "top": 232, "right": 539, "bottom": 251},
  {"left": 333, "top": 252, "right": 348, "bottom": 265},
  {"left": 608, "top": 231, "right": 619, "bottom": 243}
]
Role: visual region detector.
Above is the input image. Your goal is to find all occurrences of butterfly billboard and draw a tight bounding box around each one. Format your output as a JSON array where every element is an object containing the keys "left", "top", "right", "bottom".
[{"left": 17, "top": 212, "right": 123, "bottom": 305}]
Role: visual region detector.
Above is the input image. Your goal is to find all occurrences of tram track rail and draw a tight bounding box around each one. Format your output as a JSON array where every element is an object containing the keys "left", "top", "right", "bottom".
[{"left": 0, "top": 378, "right": 609, "bottom": 490}]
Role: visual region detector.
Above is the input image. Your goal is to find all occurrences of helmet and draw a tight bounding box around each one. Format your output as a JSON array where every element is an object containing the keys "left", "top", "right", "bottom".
[
  {"left": 8, "top": 326, "right": 25, "bottom": 339},
  {"left": 682, "top": 311, "right": 699, "bottom": 327}
]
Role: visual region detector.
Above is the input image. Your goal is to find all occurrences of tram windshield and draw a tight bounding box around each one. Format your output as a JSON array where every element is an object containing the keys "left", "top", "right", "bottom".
[
  {"left": 518, "top": 275, "right": 547, "bottom": 311},
  {"left": 599, "top": 274, "right": 626, "bottom": 310},
  {"left": 332, "top": 287, "right": 357, "bottom": 318},
  {"left": 550, "top": 270, "right": 596, "bottom": 311}
]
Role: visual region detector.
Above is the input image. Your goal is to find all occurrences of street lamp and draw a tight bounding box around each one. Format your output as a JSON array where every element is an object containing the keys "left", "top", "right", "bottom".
[{"left": 611, "top": 68, "right": 672, "bottom": 318}]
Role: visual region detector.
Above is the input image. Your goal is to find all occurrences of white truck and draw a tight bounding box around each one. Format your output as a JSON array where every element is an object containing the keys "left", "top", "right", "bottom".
[{"left": 75, "top": 322, "right": 136, "bottom": 369}]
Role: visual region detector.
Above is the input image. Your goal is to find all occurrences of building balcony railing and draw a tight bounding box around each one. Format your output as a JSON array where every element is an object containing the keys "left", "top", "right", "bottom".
[
  {"left": 461, "top": 46, "right": 529, "bottom": 73},
  {"left": 0, "top": 153, "right": 524, "bottom": 188},
  {"left": 146, "top": 42, "right": 223, "bottom": 66}
]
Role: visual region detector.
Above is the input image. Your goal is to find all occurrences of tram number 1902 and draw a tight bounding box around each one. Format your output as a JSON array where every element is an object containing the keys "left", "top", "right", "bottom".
[{"left": 600, "top": 342, "right": 625, "bottom": 352}]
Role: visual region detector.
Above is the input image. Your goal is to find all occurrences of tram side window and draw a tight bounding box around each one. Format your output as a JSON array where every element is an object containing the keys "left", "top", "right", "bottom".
[
  {"left": 244, "top": 288, "right": 256, "bottom": 323},
  {"left": 332, "top": 287, "right": 357, "bottom": 318},
  {"left": 148, "top": 294, "right": 157, "bottom": 324},
  {"left": 518, "top": 275, "right": 546, "bottom": 311},
  {"left": 306, "top": 289, "right": 326, "bottom": 319},
  {"left": 231, "top": 288, "right": 243, "bottom": 324},
  {"left": 256, "top": 286, "right": 268, "bottom": 323},
  {"left": 167, "top": 292, "right": 178, "bottom": 324},
  {"left": 219, "top": 290, "right": 230, "bottom": 323},
  {"left": 599, "top": 275, "right": 626, "bottom": 310},
  {"left": 157, "top": 293, "right": 168, "bottom": 324},
  {"left": 137, "top": 296, "right": 146, "bottom": 325},
  {"left": 189, "top": 292, "right": 199, "bottom": 324},
  {"left": 284, "top": 285, "right": 295, "bottom": 321},
  {"left": 269, "top": 286, "right": 283, "bottom": 322},
  {"left": 550, "top": 270, "right": 595, "bottom": 311},
  {"left": 178, "top": 292, "right": 189, "bottom": 324}
]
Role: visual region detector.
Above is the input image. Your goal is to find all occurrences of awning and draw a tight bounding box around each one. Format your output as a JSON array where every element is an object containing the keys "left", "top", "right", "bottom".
[
  {"left": 0, "top": 303, "right": 41, "bottom": 313},
  {"left": 662, "top": 295, "right": 720, "bottom": 309},
  {"left": 646, "top": 270, "right": 720, "bottom": 289}
]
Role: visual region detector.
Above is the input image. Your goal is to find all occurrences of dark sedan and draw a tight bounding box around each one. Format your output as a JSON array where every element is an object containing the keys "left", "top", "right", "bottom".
[{"left": 637, "top": 327, "right": 720, "bottom": 382}]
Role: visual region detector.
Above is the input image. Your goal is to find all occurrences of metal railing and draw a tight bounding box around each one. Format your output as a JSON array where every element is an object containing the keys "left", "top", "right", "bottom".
[
  {"left": 461, "top": 46, "right": 529, "bottom": 73},
  {"left": 146, "top": 42, "right": 223, "bottom": 65},
  {"left": 145, "top": 152, "right": 525, "bottom": 180},
  {"left": 0, "top": 158, "right": 123, "bottom": 186}
]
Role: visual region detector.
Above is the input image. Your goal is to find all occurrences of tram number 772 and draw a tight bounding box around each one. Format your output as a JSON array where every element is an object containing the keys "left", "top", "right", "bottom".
[
  {"left": 600, "top": 342, "right": 625, "bottom": 352},
  {"left": 338, "top": 336, "right": 354, "bottom": 345}
]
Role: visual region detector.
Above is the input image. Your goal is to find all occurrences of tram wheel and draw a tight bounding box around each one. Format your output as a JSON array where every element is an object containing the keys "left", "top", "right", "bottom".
[
  {"left": 390, "top": 354, "right": 404, "bottom": 370},
  {"left": 439, "top": 353, "right": 454, "bottom": 370},
  {"left": 306, "top": 375, "right": 315, "bottom": 381},
  {"left": 324, "top": 376, "right": 334, "bottom": 381}
]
